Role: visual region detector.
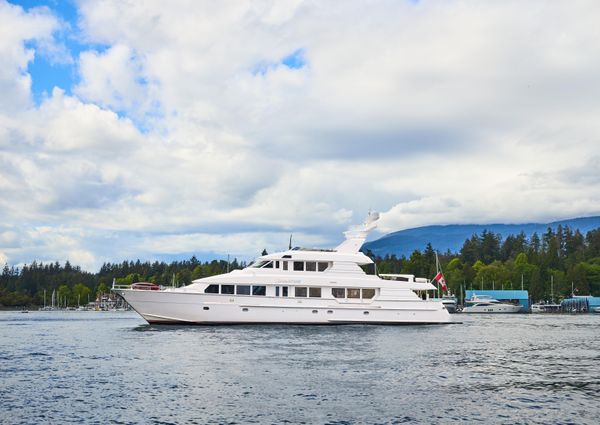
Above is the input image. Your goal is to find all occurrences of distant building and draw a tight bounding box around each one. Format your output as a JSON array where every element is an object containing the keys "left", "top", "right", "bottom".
[
  {"left": 561, "top": 296, "right": 600, "bottom": 313},
  {"left": 465, "top": 290, "right": 529, "bottom": 311}
]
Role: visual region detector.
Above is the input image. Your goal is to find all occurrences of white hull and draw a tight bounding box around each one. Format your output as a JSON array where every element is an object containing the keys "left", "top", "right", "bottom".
[
  {"left": 462, "top": 303, "right": 522, "bottom": 313},
  {"left": 116, "top": 290, "right": 452, "bottom": 325}
]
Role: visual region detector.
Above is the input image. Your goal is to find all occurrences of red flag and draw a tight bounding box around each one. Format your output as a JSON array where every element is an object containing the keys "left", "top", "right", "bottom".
[{"left": 433, "top": 272, "right": 447, "bottom": 292}]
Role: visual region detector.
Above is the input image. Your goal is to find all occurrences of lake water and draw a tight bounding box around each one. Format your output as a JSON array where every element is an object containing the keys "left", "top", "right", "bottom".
[{"left": 1, "top": 311, "right": 599, "bottom": 424}]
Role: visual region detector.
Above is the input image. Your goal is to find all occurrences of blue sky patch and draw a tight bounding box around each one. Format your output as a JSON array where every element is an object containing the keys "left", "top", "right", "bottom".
[{"left": 281, "top": 49, "right": 306, "bottom": 69}]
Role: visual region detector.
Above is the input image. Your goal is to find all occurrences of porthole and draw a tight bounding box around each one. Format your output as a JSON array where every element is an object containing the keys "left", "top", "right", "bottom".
[
  {"left": 203, "top": 306, "right": 209, "bottom": 310},
  {"left": 312, "top": 310, "right": 318, "bottom": 314},
  {"left": 363, "top": 311, "right": 369, "bottom": 315},
  {"left": 327, "top": 310, "right": 333, "bottom": 314},
  {"left": 242, "top": 308, "right": 249, "bottom": 312}
]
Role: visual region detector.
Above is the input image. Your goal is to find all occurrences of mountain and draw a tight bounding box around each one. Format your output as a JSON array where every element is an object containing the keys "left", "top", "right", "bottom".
[{"left": 362, "top": 216, "right": 600, "bottom": 258}]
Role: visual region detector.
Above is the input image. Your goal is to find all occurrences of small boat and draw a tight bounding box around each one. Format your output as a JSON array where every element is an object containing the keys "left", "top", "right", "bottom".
[
  {"left": 592, "top": 306, "right": 600, "bottom": 314},
  {"left": 531, "top": 302, "right": 561, "bottom": 313},
  {"left": 462, "top": 294, "right": 522, "bottom": 313}
]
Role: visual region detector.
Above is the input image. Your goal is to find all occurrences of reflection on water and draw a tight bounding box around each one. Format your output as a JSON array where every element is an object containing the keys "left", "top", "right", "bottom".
[{"left": 1, "top": 311, "right": 599, "bottom": 424}]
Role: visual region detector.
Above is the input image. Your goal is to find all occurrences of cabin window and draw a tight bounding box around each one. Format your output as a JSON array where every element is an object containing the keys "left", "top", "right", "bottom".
[
  {"left": 293, "top": 261, "right": 304, "bottom": 271},
  {"left": 312, "top": 310, "right": 318, "bottom": 314},
  {"left": 282, "top": 286, "right": 288, "bottom": 297},
  {"left": 332, "top": 288, "right": 345, "bottom": 298},
  {"left": 252, "top": 286, "right": 266, "bottom": 296},
  {"left": 251, "top": 260, "right": 268, "bottom": 268},
  {"left": 295, "top": 287, "right": 307, "bottom": 297},
  {"left": 283, "top": 261, "right": 288, "bottom": 271},
  {"left": 306, "top": 261, "right": 316, "bottom": 272},
  {"left": 262, "top": 261, "right": 273, "bottom": 269},
  {"left": 362, "top": 289, "right": 375, "bottom": 299},
  {"left": 275, "top": 261, "right": 280, "bottom": 268},
  {"left": 221, "top": 285, "right": 234, "bottom": 295},
  {"left": 309, "top": 287, "right": 322, "bottom": 298},
  {"left": 203, "top": 306, "right": 209, "bottom": 310},
  {"left": 275, "top": 286, "right": 280, "bottom": 296},
  {"left": 205, "top": 285, "right": 219, "bottom": 294},
  {"left": 347, "top": 288, "right": 360, "bottom": 298},
  {"left": 318, "top": 262, "right": 328, "bottom": 272},
  {"left": 236, "top": 285, "right": 250, "bottom": 295}
]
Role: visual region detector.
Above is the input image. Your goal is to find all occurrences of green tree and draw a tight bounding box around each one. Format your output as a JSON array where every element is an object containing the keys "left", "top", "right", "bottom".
[
  {"left": 72, "top": 283, "right": 91, "bottom": 306},
  {"left": 57, "top": 284, "right": 71, "bottom": 307}
]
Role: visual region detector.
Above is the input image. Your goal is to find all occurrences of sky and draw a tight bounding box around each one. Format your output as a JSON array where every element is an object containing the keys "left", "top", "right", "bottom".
[{"left": 1, "top": 0, "right": 600, "bottom": 271}]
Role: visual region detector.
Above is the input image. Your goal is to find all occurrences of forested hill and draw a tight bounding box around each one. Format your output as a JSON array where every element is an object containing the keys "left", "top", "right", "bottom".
[{"left": 362, "top": 216, "right": 600, "bottom": 258}]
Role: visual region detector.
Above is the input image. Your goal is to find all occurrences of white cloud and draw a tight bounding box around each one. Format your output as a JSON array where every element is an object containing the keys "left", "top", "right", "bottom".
[
  {"left": 2, "top": 0, "right": 600, "bottom": 268},
  {"left": 0, "top": 1, "right": 59, "bottom": 111}
]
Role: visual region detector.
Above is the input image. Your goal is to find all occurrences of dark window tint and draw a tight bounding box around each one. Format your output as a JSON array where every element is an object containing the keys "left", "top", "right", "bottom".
[
  {"left": 293, "top": 261, "right": 304, "bottom": 271},
  {"left": 332, "top": 288, "right": 345, "bottom": 298},
  {"left": 309, "top": 287, "right": 321, "bottom": 298},
  {"left": 236, "top": 285, "right": 250, "bottom": 295},
  {"left": 348, "top": 288, "right": 360, "bottom": 298},
  {"left": 318, "top": 262, "right": 328, "bottom": 272},
  {"left": 283, "top": 261, "right": 288, "bottom": 271},
  {"left": 275, "top": 261, "right": 280, "bottom": 268},
  {"left": 205, "top": 285, "right": 219, "bottom": 294},
  {"left": 282, "top": 286, "right": 288, "bottom": 297},
  {"left": 275, "top": 286, "right": 280, "bottom": 296},
  {"left": 295, "top": 287, "right": 307, "bottom": 297},
  {"left": 252, "top": 286, "right": 266, "bottom": 296},
  {"left": 362, "top": 288, "right": 375, "bottom": 299},
  {"left": 221, "top": 285, "right": 234, "bottom": 294},
  {"left": 306, "top": 261, "right": 316, "bottom": 272},
  {"left": 263, "top": 261, "right": 273, "bottom": 268}
]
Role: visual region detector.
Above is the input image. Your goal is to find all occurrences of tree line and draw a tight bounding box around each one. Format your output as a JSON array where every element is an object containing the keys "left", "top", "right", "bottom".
[
  {"left": 369, "top": 226, "right": 600, "bottom": 301},
  {"left": 1, "top": 225, "right": 599, "bottom": 307},
  {"left": 0, "top": 257, "right": 244, "bottom": 307}
]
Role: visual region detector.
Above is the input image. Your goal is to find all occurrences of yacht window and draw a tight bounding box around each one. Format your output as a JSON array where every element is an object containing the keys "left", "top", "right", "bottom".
[
  {"left": 282, "top": 286, "right": 288, "bottom": 297},
  {"left": 252, "top": 286, "right": 266, "bottom": 296},
  {"left": 283, "top": 261, "right": 288, "bottom": 271},
  {"left": 275, "top": 261, "right": 280, "bottom": 269},
  {"left": 293, "top": 261, "right": 304, "bottom": 271},
  {"left": 347, "top": 288, "right": 360, "bottom": 299},
  {"left": 221, "top": 285, "right": 234, "bottom": 295},
  {"left": 251, "top": 260, "right": 269, "bottom": 268},
  {"left": 275, "top": 286, "right": 280, "bottom": 297},
  {"left": 236, "top": 285, "right": 250, "bottom": 295},
  {"left": 306, "top": 261, "right": 316, "bottom": 272},
  {"left": 205, "top": 285, "right": 219, "bottom": 294},
  {"left": 262, "top": 261, "right": 273, "bottom": 269},
  {"left": 295, "top": 287, "right": 307, "bottom": 297},
  {"left": 282, "top": 254, "right": 292, "bottom": 259},
  {"left": 332, "top": 288, "right": 345, "bottom": 298},
  {"left": 362, "top": 289, "right": 375, "bottom": 299},
  {"left": 309, "top": 287, "right": 321, "bottom": 298},
  {"left": 318, "top": 262, "right": 328, "bottom": 272}
]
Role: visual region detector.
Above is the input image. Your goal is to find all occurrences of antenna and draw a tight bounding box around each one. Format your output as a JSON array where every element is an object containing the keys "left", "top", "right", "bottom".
[{"left": 289, "top": 234, "right": 293, "bottom": 250}]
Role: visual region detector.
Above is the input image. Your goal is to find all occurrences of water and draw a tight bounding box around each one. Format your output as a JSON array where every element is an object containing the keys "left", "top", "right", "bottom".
[{"left": 1, "top": 311, "right": 599, "bottom": 424}]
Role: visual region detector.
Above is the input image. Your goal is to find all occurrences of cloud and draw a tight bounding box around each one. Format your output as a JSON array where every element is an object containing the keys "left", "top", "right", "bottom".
[{"left": 2, "top": 0, "right": 600, "bottom": 269}]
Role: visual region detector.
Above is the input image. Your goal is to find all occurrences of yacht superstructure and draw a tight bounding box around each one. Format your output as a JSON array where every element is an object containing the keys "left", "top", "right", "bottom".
[{"left": 113, "top": 213, "right": 452, "bottom": 325}]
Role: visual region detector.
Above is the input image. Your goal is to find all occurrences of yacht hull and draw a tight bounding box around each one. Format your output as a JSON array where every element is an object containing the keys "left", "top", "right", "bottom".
[
  {"left": 115, "top": 289, "right": 452, "bottom": 325},
  {"left": 462, "top": 304, "right": 522, "bottom": 313}
]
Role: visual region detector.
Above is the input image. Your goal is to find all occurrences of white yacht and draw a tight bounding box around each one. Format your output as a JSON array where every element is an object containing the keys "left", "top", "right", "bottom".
[
  {"left": 113, "top": 213, "right": 452, "bottom": 325},
  {"left": 462, "top": 294, "right": 522, "bottom": 313}
]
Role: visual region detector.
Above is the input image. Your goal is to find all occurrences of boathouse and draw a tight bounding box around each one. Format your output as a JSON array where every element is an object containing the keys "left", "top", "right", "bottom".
[
  {"left": 464, "top": 289, "right": 529, "bottom": 311},
  {"left": 560, "top": 296, "right": 600, "bottom": 313}
]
